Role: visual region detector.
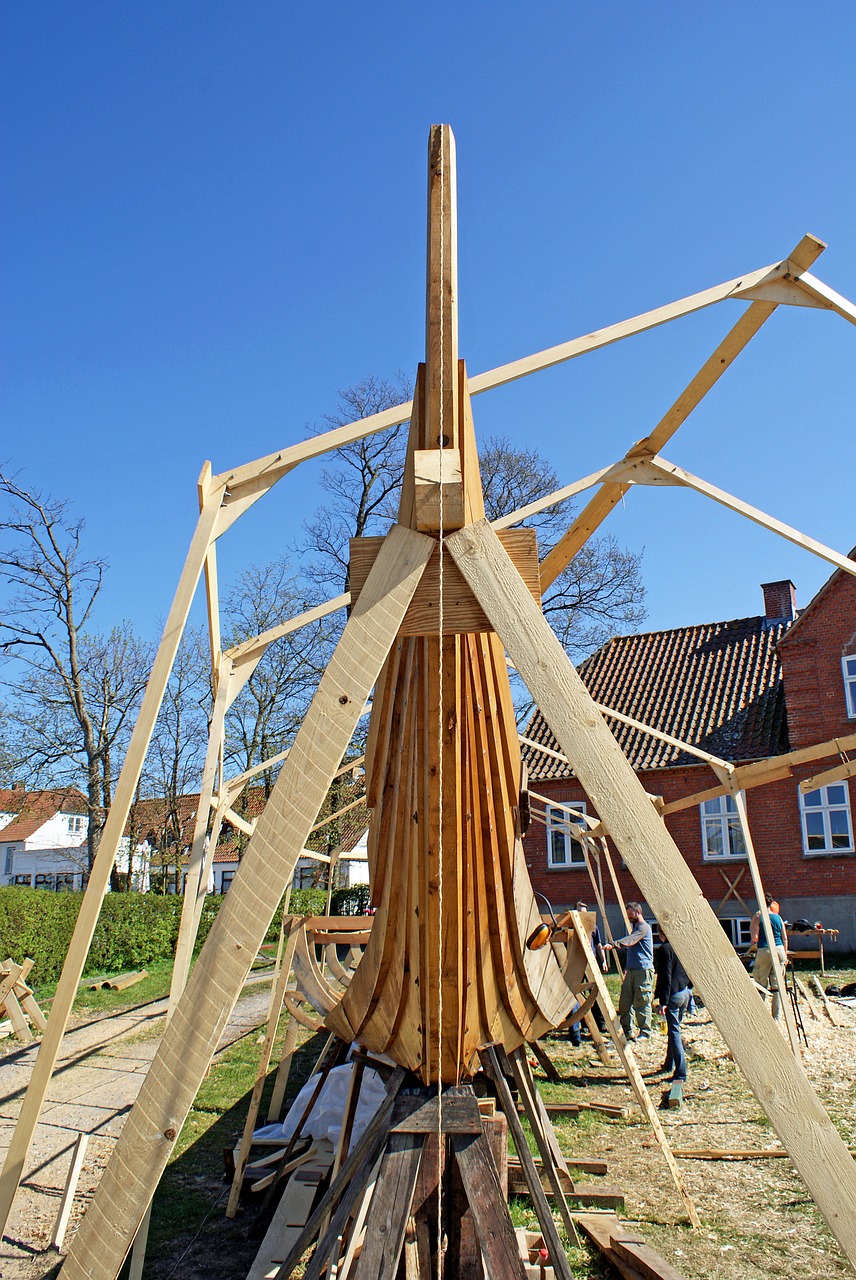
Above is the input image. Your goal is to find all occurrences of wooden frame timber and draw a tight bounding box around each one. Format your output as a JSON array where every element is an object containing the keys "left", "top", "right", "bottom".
[
  {"left": 5, "top": 124, "right": 855, "bottom": 1276},
  {"left": 446, "top": 517, "right": 856, "bottom": 1263}
]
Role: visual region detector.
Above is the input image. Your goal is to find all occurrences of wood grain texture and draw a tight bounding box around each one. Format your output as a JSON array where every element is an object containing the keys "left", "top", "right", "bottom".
[
  {"left": 60, "top": 524, "right": 434, "bottom": 1280},
  {"left": 447, "top": 517, "right": 856, "bottom": 1266},
  {"left": 349, "top": 528, "right": 540, "bottom": 635}
]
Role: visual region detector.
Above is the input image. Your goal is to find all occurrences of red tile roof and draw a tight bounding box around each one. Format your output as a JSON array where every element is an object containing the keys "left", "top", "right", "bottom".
[
  {"left": 0, "top": 787, "right": 88, "bottom": 844},
  {"left": 523, "top": 615, "right": 791, "bottom": 780}
]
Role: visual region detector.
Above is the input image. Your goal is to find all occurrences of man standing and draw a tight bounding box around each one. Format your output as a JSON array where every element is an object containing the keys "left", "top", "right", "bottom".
[
  {"left": 654, "top": 927, "right": 691, "bottom": 1081},
  {"left": 603, "top": 902, "right": 654, "bottom": 1040},
  {"left": 751, "top": 892, "right": 789, "bottom": 1021}
]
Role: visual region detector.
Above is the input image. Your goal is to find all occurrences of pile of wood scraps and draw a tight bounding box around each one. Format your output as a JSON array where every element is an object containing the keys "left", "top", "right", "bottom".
[{"left": 0, "top": 958, "right": 47, "bottom": 1043}]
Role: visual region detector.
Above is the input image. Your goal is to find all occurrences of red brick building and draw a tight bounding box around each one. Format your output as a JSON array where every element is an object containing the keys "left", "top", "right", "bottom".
[{"left": 521, "top": 560, "right": 856, "bottom": 952}]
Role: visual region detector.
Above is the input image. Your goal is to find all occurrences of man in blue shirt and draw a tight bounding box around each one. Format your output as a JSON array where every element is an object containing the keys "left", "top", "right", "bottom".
[
  {"left": 603, "top": 901, "right": 655, "bottom": 1040},
  {"left": 751, "top": 892, "right": 789, "bottom": 1021}
]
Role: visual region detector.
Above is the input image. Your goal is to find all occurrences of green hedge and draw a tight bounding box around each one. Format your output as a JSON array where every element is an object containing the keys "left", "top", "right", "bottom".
[{"left": 0, "top": 883, "right": 373, "bottom": 985}]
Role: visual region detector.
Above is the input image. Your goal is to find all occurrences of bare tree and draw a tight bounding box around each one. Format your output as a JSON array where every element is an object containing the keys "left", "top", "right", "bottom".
[
  {"left": 138, "top": 626, "right": 210, "bottom": 893},
  {"left": 303, "top": 374, "right": 413, "bottom": 592},
  {"left": 0, "top": 472, "right": 152, "bottom": 866},
  {"left": 223, "top": 559, "right": 338, "bottom": 826},
  {"left": 480, "top": 434, "right": 646, "bottom": 658}
]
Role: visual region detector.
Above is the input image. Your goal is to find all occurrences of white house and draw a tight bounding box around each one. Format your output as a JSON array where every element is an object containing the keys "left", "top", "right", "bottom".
[{"left": 0, "top": 787, "right": 90, "bottom": 890}]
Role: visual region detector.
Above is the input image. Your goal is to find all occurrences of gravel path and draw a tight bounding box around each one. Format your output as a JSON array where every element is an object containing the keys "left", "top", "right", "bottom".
[{"left": 0, "top": 975, "right": 275, "bottom": 1278}]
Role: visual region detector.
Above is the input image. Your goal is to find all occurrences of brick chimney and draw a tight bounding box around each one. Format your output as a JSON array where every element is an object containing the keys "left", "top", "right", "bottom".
[{"left": 761, "top": 579, "right": 797, "bottom": 623}]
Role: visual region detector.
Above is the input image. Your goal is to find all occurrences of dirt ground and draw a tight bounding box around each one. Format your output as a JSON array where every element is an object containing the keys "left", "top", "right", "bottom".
[
  {"left": 0, "top": 975, "right": 853, "bottom": 1279},
  {"left": 536, "top": 981, "right": 856, "bottom": 1280}
]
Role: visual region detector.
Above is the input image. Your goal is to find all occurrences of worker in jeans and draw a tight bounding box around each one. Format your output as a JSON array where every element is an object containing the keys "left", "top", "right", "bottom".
[
  {"left": 751, "top": 892, "right": 789, "bottom": 1021},
  {"left": 603, "top": 902, "right": 654, "bottom": 1040},
  {"left": 654, "top": 926, "right": 691, "bottom": 1081}
]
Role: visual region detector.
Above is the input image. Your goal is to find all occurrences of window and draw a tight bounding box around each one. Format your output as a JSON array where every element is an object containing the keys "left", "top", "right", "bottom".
[
  {"left": 546, "top": 802, "right": 587, "bottom": 869},
  {"left": 701, "top": 794, "right": 747, "bottom": 859},
  {"left": 13, "top": 874, "right": 32, "bottom": 886},
  {"left": 4, "top": 846, "right": 17, "bottom": 877},
  {"left": 67, "top": 815, "right": 85, "bottom": 834},
  {"left": 844, "top": 656, "right": 856, "bottom": 719},
  {"left": 220, "top": 870, "right": 235, "bottom": 893},
  {"left": 54, "top": 873, "right": 75, "bottom": 892},
  {"left": 34, "top": 873, "right": 55, "bottom": 890},
  {"left": 800, "top": 783, "right": 854, "bottom": 854},
  {"left": 719, "top": 917, "right": 753, "bottom": 949},
  {"left": 293, "top": 862, "right": 319, "bottom": 889}
]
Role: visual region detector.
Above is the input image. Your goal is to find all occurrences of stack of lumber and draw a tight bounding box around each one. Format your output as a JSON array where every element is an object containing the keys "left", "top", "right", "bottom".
[{"left": 0, "top": 958, "right": 47, "bottom": 1043}]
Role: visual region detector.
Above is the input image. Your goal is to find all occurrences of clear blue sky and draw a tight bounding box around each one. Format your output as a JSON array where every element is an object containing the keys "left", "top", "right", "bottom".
[{"left": 4, "top": 2, "right": 855, "bottom": 643}]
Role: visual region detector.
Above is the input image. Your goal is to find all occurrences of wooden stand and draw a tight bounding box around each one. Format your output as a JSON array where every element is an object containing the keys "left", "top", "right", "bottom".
[{"left": 268, "top": 1065, "right": 577, "bottom": 1280}]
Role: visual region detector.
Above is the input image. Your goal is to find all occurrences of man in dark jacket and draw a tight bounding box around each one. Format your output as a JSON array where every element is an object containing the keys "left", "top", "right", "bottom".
[{"left": 654, "top": 927, "right": 691, "bottom": 1082}]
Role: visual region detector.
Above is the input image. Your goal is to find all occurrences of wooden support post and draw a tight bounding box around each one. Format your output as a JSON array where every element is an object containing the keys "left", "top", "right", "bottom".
[
  {"left": 50, "top": 1133, "right": 89, "bottom": 1252},
  {"left": 169, "top": 665, "right": 233, "bottom": 1010},
  {"left": 127, "top": 1203, "right": 151, "bottom": 1280},
  {"left": 0, "top": 486, "right": 225, "bottom": 1239},
  {"left": 725, "top": 783, "right": 800, "bottom": 1054},
  {"left": 62, "top": 525, "right": 434, "bottom": 1280},
  {"left": 225, "top": 919, "right": 301, "bottom": 1216},
  {"left": 479, "top": 1047, "right": 575, "bottom": 1280},
  {"left": 447, "top": 516, "right": 856, "bottom": 1266},
  {"left": 537, "top": 235, "right": 824, "bottom": 589},
  {"left": 726, "top": 783, "right": 798, "bottom": 1054},
  {"left": 507, "top": 1046, "right": 581, "bottom": 1249},
  {"left": 566, "top": 915, "right": 701, "bottom": 1228}
]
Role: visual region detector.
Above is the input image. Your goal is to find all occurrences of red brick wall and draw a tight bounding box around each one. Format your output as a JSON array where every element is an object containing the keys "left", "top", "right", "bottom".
[
  {"left": 779, "top": 569, "right": 856, "bottom": 748},
  {"left": 522, "top": 563, "right": 856, "bottom": 922},
  {"left": 523, "top": 764, "right": 856, "bottom": 909}
]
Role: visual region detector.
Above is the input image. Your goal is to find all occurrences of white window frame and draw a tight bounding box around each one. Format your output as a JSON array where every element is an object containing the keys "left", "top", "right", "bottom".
[
  {"left": 719, "top": 916, "right": 753, "bottom": 949},
  {"left": 700, "top": 793, "right": 747, "bottom": 860},
  {"left": 799, "top": 783, "right": 854, "bottom": 856},
  {"left": 546, "top": 802, "right": 587, "bottom": 870},
  {"left": 67, "top": 815, "right": 85, "bottom": 834},
  {"left": 843, "top": 655, "right": 856, "bottom": 719}
]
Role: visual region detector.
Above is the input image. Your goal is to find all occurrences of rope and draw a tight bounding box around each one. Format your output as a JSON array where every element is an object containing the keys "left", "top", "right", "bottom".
[{"left": 435, "top": 137, "right": 446, "bottom": 1279}]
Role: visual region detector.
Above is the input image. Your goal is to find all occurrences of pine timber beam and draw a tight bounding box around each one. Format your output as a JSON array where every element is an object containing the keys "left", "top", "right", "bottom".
[
  {"left": 169, "top": 666, "right": 233, "bottom": 1009},
  {"left": 792, "top": 271, "right": 856, "bottom": 326},
  {"left": 661, "top": 730, "right": 856, "bottom": 816},
  {"left": 0, "top": 479, "right": 227, "bottom": 1240},
  {"left": 614, "top": 455, "right": 856, "bottom": 579},
  {"left": 209, "top": 237, "right": 827, "bottom": 522},
  {"left": 61, "top": 523, "right": 435, "bottom": 1280},
  {"left": 446, "top": 517, "right": 856, "bottom": 1269},
  {"left": 537, "top": 234, "right": 826, "bottom": 590},
  {"left": 800, "top": 757, "right": 856, "bottom": 791},
  {"left": 720, "top": 777, "right": 801, "bottom": 1055}
]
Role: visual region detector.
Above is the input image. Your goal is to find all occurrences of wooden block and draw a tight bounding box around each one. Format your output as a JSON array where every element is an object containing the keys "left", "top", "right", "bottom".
[
  {"left": 668, "top": 1081, "right": 683, "bottom": 1110},
  {"left": 3, "top": 991, "right": 33, "bottom": 1043},
  {"left": 413, "top": 448, "right": 465, "bottom": 530},
  {"left": 507, "top": 1168, "right": 623, "bottom": 1209},
  {"left": 349, "top": 529, "right": 540, "bottom": 636},
  {"left": 106, "top": 971, "right": 148, "bottom": 991},
  {"left": 610, "top": 1227, "right": 691, "bottom": 1280}
]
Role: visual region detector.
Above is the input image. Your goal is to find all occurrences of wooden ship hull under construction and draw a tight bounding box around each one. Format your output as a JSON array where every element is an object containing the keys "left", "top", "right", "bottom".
[{"left": 313, "top": 365, "right": 587, "bottom": 1081}]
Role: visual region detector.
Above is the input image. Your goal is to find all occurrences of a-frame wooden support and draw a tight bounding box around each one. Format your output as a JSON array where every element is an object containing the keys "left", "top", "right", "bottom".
[
  {"left": 445, "top": 516, "right": 856, "bottom": 1267},
  {"left": 60, "top": 523, "right": 434, "bottom": 1280}
]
